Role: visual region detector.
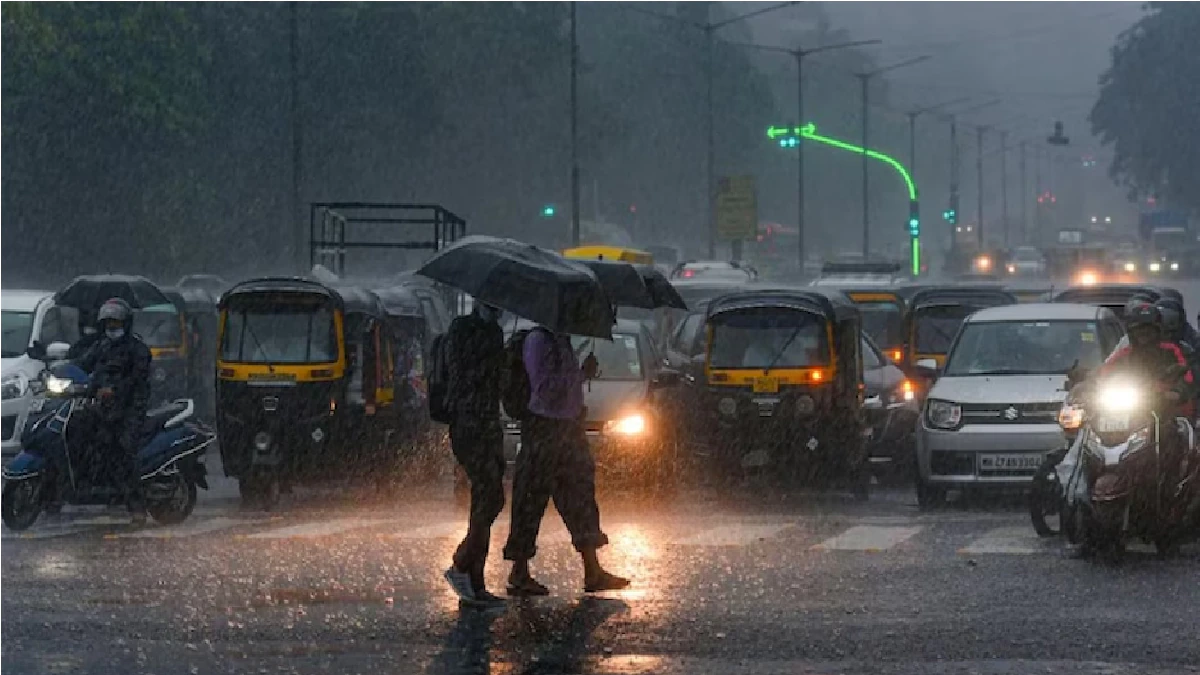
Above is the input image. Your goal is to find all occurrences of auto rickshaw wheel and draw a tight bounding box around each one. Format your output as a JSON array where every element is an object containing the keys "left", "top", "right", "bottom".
[{"left": 239, "top": 471, "right": 281, "bottom": 511}]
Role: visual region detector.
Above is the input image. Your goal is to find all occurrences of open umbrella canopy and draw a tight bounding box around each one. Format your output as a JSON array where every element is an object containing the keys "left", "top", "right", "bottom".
[
  {"left": 416, "top": 236, "right": 613, "bottom": 338},
  {"left": 573, "top": 259, "right": 656, "bottom": 309},
  {"left": 55, "top": 275, "right": 172, "bottom": 311},
  {"left": 633, "top": 263, "right": 688, "bottom": 310}
]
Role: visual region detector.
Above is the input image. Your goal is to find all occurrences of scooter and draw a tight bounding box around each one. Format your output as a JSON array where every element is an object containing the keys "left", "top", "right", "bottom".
[
  {"left": 1, "top": 361, "right": 214, "bottom": 531},
  {"left": 1061, "top": 365, "right": 1200, "bottom": 559}
]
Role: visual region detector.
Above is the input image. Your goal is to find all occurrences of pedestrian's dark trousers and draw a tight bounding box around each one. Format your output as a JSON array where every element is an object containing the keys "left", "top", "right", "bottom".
[
  {"left": 449, "top": 417, "right": 505, "bottom": 588},
  {"left": 503, "top": 414, "right": 608, "bottom": 561}
]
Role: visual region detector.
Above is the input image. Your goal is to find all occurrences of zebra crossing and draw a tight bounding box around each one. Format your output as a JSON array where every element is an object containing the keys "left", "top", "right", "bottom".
[{"left": 1, "top": 508, "right": 1075, "bottom": 558}]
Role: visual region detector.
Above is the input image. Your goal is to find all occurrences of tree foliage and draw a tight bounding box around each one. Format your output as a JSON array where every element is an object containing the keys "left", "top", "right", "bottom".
[{"left": 1090, "top": 2, "right": 1200, "bottom": 211}]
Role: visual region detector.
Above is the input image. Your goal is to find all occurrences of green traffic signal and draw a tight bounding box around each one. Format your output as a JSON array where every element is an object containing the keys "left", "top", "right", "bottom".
[{"left": 541, "top": 205, "right": 556, "bottom": 217}]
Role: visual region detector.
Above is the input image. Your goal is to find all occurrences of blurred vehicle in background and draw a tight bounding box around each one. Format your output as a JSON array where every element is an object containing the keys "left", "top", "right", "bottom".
[
  {"left": 670, "top": 260, "right": 758, "bottom": 282},
  {"left": 1, "top": 290, "right": 71, "bottom": 463},
  {"left": 1005, "top": 246, "right": 1047, "bottom": 277}
]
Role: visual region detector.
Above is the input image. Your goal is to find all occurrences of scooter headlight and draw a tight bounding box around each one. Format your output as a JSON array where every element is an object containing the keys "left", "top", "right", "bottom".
[
  {"left": 1097, "top": 383, "right": 1140, "bottom": 412},
  {"left": 1, "top": 374, "right": 28, "bottom": 400},
  {"left": 44, "top": 375, "right": 72, "bottom": 395},
  {"left": 604, "top": 413, "right": 647, "bottom": 436}
]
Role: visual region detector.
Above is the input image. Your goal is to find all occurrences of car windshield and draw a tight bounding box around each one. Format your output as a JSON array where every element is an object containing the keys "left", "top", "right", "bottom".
[
  {"left": 571, "top": 333, "right": 643, "bottom": 381},
  {"left": 709, "top": 308, "right": 829, "bottom": 369},
  {"left": 1, "top": 310, "right": 34, "bottom": 358},
  {"left": 134, "top": 304, "right": 183, "bottom": 348},
  {"left": 913, "top": 305, "right": 977, "bottom": 354},
  {"left": 220, "top": 297, "right": 337, "bottom": 364},
  {"left": 944, "top": 320, "right": 1107, "bottom": 376},
  {"left": 1013, "top": 248, "right": 1041, "bottom": 261}
]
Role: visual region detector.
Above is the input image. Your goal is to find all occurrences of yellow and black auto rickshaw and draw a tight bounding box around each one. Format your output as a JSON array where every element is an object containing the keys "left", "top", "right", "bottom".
[
  {"left": 135, "top": 300, "right": 190, "bottom": 406},
  {"left": 901, "top": 287, "right": 1018, "bottom": 371},
  {"left": 838, "top": 290, "right": 907, "bottom": 365},
  {"left": 697, "top": 288, "right": 868, "bottom": 496},
  {"left": 163, "top": 287, "right": 219, "bottom": 419},
  {"left": 216, "top": 278, "right": 397, "bottom": 507},
  {"left": 562, "top": 245, "right": 654, "bottom": 265}
]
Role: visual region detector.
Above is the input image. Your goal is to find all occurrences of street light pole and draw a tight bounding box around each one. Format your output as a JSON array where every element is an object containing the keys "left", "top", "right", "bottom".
[
  {"left": 976, "top": 125, "right": 986, "bottom": 248},
  {"left": 1000, "top": 130, "right": 1009, "bottom": 247},
  {"left": 289, "top": 1, "right": 303, "bottom": 272},
  {"left": 570, "top": 3, "right": 581, "bottom": 247}
]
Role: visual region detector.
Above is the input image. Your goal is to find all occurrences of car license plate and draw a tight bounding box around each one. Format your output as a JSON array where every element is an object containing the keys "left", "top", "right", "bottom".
[
  {"left": 753, "top": 377, "right": 779, "bottom": 394},
  {"left": 1094, "top": 414, "right": 1130, "bottom": 433},
  {"left": 979, "top": 454, "right": 1042, "bottom": 472}
]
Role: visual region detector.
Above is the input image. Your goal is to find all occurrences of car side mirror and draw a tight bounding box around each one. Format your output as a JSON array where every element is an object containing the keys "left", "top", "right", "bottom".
[
  {"left": 651, "top": 369, "right": 682, "bottom": 389},
  {"left": 914, "top": 358, "right": 939, "bottom": 381},
  {"left": 26, "top": 340, "right": 47, "bottom": 361},
  {"left": 46, "top": 342, "right": 71, "bottom": 361}
]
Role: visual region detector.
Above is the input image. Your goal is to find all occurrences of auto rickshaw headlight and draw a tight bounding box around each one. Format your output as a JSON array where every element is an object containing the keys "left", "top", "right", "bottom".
[
  {"left": 605, "top": 414, "right": 647, "bottom": 436},
  {"left": 718, "top": 397, "right": 737, "bottom": 416},
  {"left": 254, "top": 431, "right": 271, "bottom": 451},
  {"left": 794, "top": 394, "right": 816, "bottom": 415}
]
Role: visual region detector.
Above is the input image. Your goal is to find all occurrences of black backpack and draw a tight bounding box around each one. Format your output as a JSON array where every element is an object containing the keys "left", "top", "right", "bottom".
[{"left": 427, "top": 332, "right": 453, "bottom": 423}]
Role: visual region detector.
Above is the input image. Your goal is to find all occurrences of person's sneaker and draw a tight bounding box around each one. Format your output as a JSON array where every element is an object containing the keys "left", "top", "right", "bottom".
[
  {"left": 583, "top": 571, "right": 631, "bottom": 593},
  {"left": 463, "top": 589, "right": 508, "bottom": 608},
  {"left": 443, "top": 567, "right": 476, "bottom": 603}
]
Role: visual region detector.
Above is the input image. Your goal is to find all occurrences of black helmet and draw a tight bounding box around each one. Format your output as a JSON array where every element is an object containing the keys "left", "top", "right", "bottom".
[
  {"left": 1124, "top": 294, "right": 1155, "bottom": 319},
  {"left": 97, "top": 298, "right": 133, "bottom": 330},
  {"left": 1126, "top": 302, "right": 1162, "bottom": 347}
]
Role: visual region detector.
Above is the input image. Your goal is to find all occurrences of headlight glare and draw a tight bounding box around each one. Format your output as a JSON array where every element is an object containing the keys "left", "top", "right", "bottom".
[
  {"left": 926, "top": 399, "right": 962, "bottom": 430},
  {"left": 1170, "top": 262, "right": 1180, "bottom": 271},
  {"left": 1097, "top": 384, "right": 1139, "bottom": 412},
  {"left": 605, "top": 414, "right": 647, "bottom": 436},
  {"left": 44, "top": 376, "right": 71, "bottom": 395},
  {"left": 1149, "top": 262, "right": 1162, "bottom": 272},
  {"left": 1123, "top": 262, "right": 1137, "bottom": 273}
]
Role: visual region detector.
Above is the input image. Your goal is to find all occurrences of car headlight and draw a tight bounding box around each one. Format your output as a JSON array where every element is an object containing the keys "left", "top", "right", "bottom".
[
  {"left": 1006, "top": 263, "right": 1016, "bottom": 274},
  {"left": 44, "top": 375, "right": 72, "bottom": 395},
  {"left": 1149, "top": 262, "right": 1162, "bottom": 272},
  {"left": 1097, "top": 383, "right": 1139, "bottom": 412},
  {"left": 1170, "top": 262, "right": 1179, "bottom": 271},
  {"left": 1075, "top": 270, "right": 1099, "bottom": 286},
  {"left": 604, "top": 413, "right": 646, "bottom": 436},
  {"left": 888, "top": 380, "right": 916, "bottom": 406},
  {"left": 925, "top": 399, "right": 962, "bottom": 430},
  {"left": 2, "top": 374, "right": 28, "bottom": 400},
  {"left": 717, "top": 397, "right": 737, "bottom": 416},
  {"left": 1123, "top": 262, "right": 1137, "bottom": 273},
  {"left": 1057, "top": 403, "right": 1084, "bottom": 431},
  {"left": 975, "top": 255, "right": 992, "bottom": 272}
]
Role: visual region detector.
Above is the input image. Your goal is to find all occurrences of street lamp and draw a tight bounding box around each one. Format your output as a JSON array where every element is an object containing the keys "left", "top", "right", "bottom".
[
  {"left": 855, "top": 55, "right": 931, "bottom": 257},
  {"left": 728, "top": 38, "right": 882, "bottom": 270},
  {"left": 936, "top": 98, "right": 1001, "bottom": 256},
  {"left": 618, "top": 2, "right": 800, "bottom": 259}
]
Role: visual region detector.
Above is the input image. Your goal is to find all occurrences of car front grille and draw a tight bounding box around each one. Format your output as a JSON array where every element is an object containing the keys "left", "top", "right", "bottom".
[
  {"left": 1, "top": 415, "right": 16, "bottom": 441},
  {"left": 960, "top": 401, "right": 1060, "bottom": 424},
  {"left": 930, "top": 451, "right": 975, "bottom": 476}
]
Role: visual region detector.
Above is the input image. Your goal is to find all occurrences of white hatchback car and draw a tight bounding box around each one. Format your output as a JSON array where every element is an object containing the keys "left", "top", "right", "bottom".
[
  {"left": 2, "top": 291, "right": 81, "bottom": 461},
  {"left": 915, "top": 303, "right": 1125, "bottom": 508}
]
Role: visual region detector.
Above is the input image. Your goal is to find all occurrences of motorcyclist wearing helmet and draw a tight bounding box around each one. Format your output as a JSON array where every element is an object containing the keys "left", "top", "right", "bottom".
[
  {"left": 76, "top": 298, "right": 153, "bottom": 525},
  {"left": 1102, "top": 302, "right": 1195, "bottom": 415}
]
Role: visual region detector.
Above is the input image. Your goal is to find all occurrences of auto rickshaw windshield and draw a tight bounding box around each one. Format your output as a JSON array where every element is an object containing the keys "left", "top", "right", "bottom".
[
  {"left": 854, "top": 301, "right": 902, "bottom": 350},
  {"left": 709, "top": 308, "right": 830, "bottom": 369},
  {"left": 135, "top": 303, "right": 183, "bottom": 348},
  {"left": 220, "top": 295, "right": 337, "bottom": 364}
]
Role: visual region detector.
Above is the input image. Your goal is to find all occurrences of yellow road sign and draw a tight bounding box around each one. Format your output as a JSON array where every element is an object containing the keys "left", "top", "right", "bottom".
[{"left": 716, "top": 175, "right": 757, "bottom": 241}]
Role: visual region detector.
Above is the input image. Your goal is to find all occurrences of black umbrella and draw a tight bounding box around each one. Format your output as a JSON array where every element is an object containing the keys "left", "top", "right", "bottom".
[
  {"left": 416, "top": 236, "right": 614, "bottom": 338},
  {"left": 633, "top": 264, "right": 688, "bottom": 310},
  {"left": 55, "top": 275, "right": 172, "bottom": 311},
  {"left": 573, "top": 259, "right": 656, "bottom": 309}
]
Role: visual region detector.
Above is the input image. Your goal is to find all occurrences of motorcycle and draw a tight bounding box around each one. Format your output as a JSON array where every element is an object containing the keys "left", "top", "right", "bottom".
[
  {"left": 1061, "top": 364, "right": 1200, "bottom": 559},
  {"left": 1, "top": 361, "right": 214, "bottom": 531},
  {"left": 1029, "top": 375, "right": 1086, "bottom": 537}
]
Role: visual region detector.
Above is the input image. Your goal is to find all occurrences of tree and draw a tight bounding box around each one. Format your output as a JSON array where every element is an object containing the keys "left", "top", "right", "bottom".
[{"left": 1090, "top": 2, "right": 1200, "bottom": 211}]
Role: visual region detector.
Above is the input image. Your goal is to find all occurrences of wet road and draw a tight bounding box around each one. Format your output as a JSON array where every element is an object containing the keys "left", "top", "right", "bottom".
[
  {"left": 6, "top": 279, "right": 1200, "bottom": 674},
  {"left": 4, "top": 469, "right": 1198, "bottom": 675}
]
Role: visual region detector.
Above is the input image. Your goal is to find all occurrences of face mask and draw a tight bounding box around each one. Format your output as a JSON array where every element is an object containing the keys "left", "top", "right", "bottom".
[{"left": 105, "top": 328, "right": 125, "bottom": 341}]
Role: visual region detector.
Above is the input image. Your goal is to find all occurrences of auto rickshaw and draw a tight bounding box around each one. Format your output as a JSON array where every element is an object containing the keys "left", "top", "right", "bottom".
[
  {"left": 696, "top": 288, "right": 868, "bottom": 496},
  {"left": 216, "top": 278, "right": 397, "bottom": 507},
  {"left": 372, "top": 285, "right": 434, "bottom": 441},
  {"left": 900, "top": 287, "right": 1018, "bottom": 371},
  {"left": 136, "top": 300, "right": 189, "bottom": 407},
  {"left": 563, "top": 245, "right": 654, "bottom": 265},
  {"left": 837, "top": 290, "right": 907, "bottom": 364}
]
